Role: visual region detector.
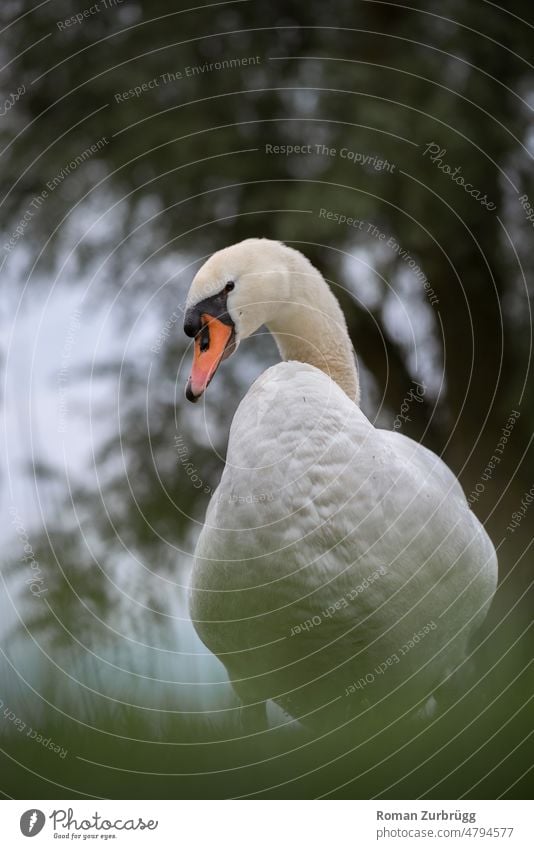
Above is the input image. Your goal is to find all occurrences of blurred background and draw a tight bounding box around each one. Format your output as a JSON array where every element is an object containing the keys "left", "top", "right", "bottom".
[{"left": 1, "top": 0, "right": 532, "bottom": 798}]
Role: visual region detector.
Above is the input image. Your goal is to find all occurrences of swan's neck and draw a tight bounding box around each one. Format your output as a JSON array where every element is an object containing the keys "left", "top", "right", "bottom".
[{"left": 266, "top": 249, "right": 360, "bottom": 404}]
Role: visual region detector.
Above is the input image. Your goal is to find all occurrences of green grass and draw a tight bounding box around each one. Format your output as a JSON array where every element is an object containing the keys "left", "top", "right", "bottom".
[{"left": 1, "top": 604, "right": 531, "bottom": 800}]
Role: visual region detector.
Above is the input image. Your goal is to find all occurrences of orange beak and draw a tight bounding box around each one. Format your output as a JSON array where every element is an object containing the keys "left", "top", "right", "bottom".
[{"left": 185, "top": 314, "right": 234, "bottom": 402}]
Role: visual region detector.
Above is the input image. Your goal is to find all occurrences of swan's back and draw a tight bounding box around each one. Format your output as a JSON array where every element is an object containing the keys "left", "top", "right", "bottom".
[{"left": 190, "top": 362, "right": 497, "bottom": 728}]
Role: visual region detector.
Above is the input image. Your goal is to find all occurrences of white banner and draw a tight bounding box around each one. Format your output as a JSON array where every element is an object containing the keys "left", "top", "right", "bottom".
[{"left": 0, "top": 799, "right": 529, "bottom": 847}]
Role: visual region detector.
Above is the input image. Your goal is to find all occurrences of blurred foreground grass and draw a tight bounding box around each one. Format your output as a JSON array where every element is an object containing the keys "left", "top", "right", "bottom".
[{"left": 1, "top": 594, "right": 531, "bottom": 800}]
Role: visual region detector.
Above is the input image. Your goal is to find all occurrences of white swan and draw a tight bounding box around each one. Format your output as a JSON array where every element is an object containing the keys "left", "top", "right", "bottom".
[{"left": 183, "top": 238, "right": 497, "bottom": 732}]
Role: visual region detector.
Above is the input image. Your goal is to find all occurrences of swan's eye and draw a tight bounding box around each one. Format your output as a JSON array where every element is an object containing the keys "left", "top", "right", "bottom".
[{"left": 225, "top": 282, "right": 235, "bottom": 293}]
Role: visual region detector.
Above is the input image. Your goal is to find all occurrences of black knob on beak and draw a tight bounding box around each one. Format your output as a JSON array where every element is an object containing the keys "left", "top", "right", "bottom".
[{"left": 184, "top": 307, "right": 201, "bottom": 338}]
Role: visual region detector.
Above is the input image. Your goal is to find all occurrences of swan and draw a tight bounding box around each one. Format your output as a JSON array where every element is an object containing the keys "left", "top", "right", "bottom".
[{"left": 183, "top": 238, "right": 498, "bottom": 732}]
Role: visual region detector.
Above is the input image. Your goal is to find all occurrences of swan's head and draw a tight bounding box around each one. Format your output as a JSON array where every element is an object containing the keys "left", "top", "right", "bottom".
[{"left": 183, "top": 238, "right": 291, "bottom": 402}]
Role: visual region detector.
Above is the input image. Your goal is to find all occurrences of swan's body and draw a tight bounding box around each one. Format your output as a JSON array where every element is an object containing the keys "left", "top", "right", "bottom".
[{"left": 184, "top": 239, "right": 497, "bottom": 730}]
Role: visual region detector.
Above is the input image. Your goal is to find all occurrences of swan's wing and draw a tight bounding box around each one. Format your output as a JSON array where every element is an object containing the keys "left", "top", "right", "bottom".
[{"left": 190, "top": 362, "right": 497, "bottom": 722}]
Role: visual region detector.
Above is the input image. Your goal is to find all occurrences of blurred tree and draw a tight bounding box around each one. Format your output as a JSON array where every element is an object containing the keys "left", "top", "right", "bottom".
[{"left": 1, "top": 0, "right": 532, "bottom": 701}]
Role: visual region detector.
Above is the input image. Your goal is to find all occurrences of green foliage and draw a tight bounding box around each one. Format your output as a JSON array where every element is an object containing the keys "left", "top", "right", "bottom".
[{"left": 1, "top": 0, "right": 533, "bottom": 799}]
